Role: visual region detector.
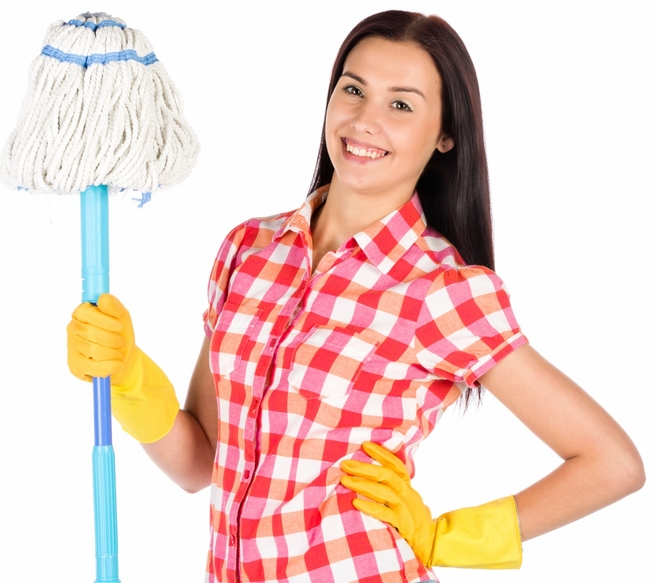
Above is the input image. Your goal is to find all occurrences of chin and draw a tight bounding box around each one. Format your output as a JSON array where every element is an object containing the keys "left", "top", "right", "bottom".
[{"left": 333, "top": 172, "right": 386, "bottom": 196}]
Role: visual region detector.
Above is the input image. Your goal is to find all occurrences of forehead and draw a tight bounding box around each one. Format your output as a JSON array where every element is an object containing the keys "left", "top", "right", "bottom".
[{"left": 342, "top": 37, "right": 442, "bottom": 94}]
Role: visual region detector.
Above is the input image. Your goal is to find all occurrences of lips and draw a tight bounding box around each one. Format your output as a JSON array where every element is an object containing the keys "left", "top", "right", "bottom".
[{"left": 342, "top": 137, "right": 389, "bottom": 160}]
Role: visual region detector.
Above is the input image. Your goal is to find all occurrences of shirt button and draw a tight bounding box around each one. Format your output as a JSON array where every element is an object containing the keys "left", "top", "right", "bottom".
[
  {"left": 250, "top": 399, "right": 260, "bottom": 414},
  {"left": 229, "top": 534, "right": 235, "bottom": 546},
  {"left": 269, "top": 338, "right": 276, "bottom": 348},
  {"left": 243, "top": 469, "right": 250, "bottom": 480}
]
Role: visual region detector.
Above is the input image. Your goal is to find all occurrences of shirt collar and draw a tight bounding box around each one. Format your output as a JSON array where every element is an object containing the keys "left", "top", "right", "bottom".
[
  {"left": 353, "top": 192, "right": 427, "bottom": 274},
  {"left": 273, "top": 184, "right": 329, "bottom": 240},
  {"left": 275, "top": 186, "right": 427, "bottom": 275}
]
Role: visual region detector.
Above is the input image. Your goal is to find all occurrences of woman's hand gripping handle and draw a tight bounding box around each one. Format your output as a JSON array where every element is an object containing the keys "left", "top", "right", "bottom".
[{"left": 67, "top": 294, "right": 179, "bottom": 443}]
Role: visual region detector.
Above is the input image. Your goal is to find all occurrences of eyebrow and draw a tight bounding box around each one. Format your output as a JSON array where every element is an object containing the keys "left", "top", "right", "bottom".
[{"left": 342, "top": 71, "right": 426, "bottom": 100}]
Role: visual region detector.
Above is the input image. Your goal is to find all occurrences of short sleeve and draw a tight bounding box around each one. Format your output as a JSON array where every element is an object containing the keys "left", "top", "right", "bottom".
[
  {"left": 415, "top": 266, "right": 528, "bottom": 387},
  {"left": 202, "top": 222, "right": 248, "bottom": 338}
]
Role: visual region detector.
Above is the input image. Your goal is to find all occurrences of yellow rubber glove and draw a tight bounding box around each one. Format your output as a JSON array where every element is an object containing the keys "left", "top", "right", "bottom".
[
  {"left": 340, "top": 442, "right": 522, "bottom": 569},
  {"left": 67, "top": 294, "right": 180, "bottom": 443}
]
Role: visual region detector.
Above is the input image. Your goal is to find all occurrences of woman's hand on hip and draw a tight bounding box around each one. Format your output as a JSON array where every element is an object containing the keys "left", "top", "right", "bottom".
[{"left": 341, "top": 442, "right": 436, "bottom": 565}]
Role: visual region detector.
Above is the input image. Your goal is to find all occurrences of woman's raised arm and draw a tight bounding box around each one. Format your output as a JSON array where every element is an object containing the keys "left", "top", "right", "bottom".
[
  {"left": 480, "top": 344, "right": 645, "bottom": 541},
  {"left": 340, "top": 343, "right": 645, "bottom": 568}
]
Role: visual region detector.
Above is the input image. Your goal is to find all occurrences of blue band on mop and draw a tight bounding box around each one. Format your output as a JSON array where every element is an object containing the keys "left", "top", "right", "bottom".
[
  {"left": 66, "top": 19, "right": 126, "bottom": 30},
  {"left": 41, "top": 45, "right": 158, "bottom": 68}
]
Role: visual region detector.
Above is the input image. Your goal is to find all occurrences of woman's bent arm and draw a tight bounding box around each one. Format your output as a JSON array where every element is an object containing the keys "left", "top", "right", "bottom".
[
  {"left": 141, "top": 335, "right": 217, "bottom": 493},
  {"left": 480, "top": 344, "right": 645, "bottom": 541}
]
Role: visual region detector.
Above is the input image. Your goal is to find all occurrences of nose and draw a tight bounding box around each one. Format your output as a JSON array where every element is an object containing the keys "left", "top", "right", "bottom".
[{"left": 351, "top": 99, "right": 381, "bottom": 135}]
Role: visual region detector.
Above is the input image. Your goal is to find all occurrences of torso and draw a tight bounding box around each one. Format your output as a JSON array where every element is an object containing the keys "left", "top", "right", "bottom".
[{"left": 202, "top": 186, "right": 527, "bottom": 583}]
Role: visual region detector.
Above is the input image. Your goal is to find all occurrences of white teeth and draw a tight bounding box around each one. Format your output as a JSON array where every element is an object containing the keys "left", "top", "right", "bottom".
[{"left": 345, "top": 141, "right": 386, "bottom": 159}]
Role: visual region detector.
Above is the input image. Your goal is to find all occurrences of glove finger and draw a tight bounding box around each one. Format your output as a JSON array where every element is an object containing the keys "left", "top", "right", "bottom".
[
  {"left": 352, "top": 498, "right": 401, "bottom": 531},
  {"left": 342, "top": 458, "right": 406, "bottom": 493},
  {"left": 362, "top": 442, "right": 410, "bottom": 481},
  {"left": 341, "top": 476, "right": 402, "bottom": 507},
  {"left": 71, "top": 337, "right": 126, "bottom": 363},
  {"left": 68, "top": 363, "right": 93, "bottom": 383},
  {"left": 97, "top": 294, "right": 129, "bottom": 320},
  {"left": 342, "top": 461, "right": 407, "bottom": 496},
  {"left": 92, "top": 359, "right": 126, "bottom": 379},
  {"left": 69, "top": 354, "right": 126, "bottom": 381},
  {"left": 72, "top": 302, "right": 123, "bottom": 333},
  {"left": 341, "top": 459, "right": 396, "bottom": 482},
  {"left": 68, "top": 319, "right": 126, "bottom": 350}
]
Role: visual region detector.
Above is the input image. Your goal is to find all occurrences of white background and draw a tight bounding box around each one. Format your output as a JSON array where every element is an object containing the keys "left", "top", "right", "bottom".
[{"left": 1, "top": 1, "right": 654, "bottom": 582}]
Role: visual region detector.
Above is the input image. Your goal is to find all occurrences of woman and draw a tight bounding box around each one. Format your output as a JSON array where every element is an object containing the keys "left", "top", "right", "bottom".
[{"left": 66, "top": 10, "right": 645, "bottom": 583}]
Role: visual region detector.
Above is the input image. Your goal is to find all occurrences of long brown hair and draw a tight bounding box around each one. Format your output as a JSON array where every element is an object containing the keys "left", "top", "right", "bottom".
[{"left": 309, "top": 10, "right": 494, "bottom": 270}]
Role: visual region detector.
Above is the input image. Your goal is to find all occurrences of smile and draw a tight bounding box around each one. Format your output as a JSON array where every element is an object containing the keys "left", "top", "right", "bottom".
[{"left": 342, "top": 138, "right": 389, "bottom": 159}]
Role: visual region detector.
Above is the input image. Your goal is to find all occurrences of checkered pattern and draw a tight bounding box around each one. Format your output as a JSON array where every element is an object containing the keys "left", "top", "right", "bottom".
[{"left": 203, "top": 186, "right": 527, "bottom": 583}]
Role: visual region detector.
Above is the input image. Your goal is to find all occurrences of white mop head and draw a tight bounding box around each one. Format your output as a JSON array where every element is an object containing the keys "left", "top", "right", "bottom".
[{"left": 0, "top": 12, "right": 199, "bottom": 199}]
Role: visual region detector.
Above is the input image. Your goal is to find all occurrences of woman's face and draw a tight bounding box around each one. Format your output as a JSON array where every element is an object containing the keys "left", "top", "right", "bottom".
[{"left": 325, "top": 36, "right": 453, "bottom": 203}]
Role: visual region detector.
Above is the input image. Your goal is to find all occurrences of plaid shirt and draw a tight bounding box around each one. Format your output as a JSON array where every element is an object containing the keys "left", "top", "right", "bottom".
[{"left": 203, "top": 185, "right": 527, "bottom": 583}]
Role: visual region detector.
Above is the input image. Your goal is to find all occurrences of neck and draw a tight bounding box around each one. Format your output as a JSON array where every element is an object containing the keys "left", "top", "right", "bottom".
[{"left": 310, "top": 176, "right": 413, "bottom": 269}]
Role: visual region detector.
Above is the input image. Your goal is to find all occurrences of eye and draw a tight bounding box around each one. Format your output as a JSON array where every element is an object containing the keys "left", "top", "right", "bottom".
[
  {"left": 343, "top": 84, "right": 363, "bottom": 97},
  {"left": 391, "top": 99, "right": 413, "bottom": 112}
]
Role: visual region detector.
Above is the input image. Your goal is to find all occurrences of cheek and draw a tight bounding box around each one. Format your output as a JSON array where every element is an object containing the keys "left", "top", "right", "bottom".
[
  {"left": 418, "top": 117, "right": 442, "bottom": 155},
  {"left": 324, "top": 118, "right": 338, "bottom": 161},
  {"left": 325, "top": 98, "right": 347, "bottom": 136},
  {"left": 390, "top": 122, "right": 440, "bottom": 179},
  {"left": 324, "top": 100, "right": 348, "bottom": 159},
  {"left": 395, "top": 122, "right": 436, "bottom": 159}
]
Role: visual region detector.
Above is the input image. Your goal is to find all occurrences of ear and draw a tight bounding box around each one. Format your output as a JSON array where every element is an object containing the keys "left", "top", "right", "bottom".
[{"left": 436, "top": 134, "right": 454, "bottom": 154}]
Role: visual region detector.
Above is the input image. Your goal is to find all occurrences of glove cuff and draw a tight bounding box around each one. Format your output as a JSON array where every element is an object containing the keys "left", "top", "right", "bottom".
[
  {"left": 429, "top": 495, "right": 523, "bottom": 569},
  {"left": 111, "top": 347, "right": 180, "bottom": 443}
]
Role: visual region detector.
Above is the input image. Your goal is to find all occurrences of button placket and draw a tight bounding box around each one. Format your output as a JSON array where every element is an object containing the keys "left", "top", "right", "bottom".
[
  {"left": 250, "top": 397, "right": 260, "bottom": 415},
  {"left": 225, "top": 256, "right": 314, "bottom": 583}
]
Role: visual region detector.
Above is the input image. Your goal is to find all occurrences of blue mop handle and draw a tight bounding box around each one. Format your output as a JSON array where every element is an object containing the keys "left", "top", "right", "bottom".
[{"left": 81, "top": 185, "right": 121, "bottom": 583}]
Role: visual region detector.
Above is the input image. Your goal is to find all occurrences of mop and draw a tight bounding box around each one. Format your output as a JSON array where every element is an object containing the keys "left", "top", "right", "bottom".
[{"left": 0, "top": 12, "right": 199, "bottom": 582}]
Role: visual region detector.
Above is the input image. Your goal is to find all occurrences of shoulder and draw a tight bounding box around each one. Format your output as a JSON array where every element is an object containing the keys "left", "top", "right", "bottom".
[
  {"left": 221, "top": 208, "right": 297, "bottom": 255},
  {"left": 414, "top": 227, "right": 509, "bottom": 295},
  {"left": 411, "top": 229, "right": 514, "bottom": 319},
  {"left": 206, "top": 208, "right": 297, "bottom": 284},
  {"left": 204, "top": 207, "right": 298, "bottom": 328},
  {"left": 422, "top": 263, "right": 513, "bottom": 322},
  {"left": 439, "top": 264, "right": 509, "bottom": 295},
  {"left": 417, "top": 229, "right": 463, "bottom": 269}
]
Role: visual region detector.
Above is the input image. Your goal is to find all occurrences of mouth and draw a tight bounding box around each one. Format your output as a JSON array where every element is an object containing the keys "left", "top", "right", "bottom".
[{"left": 342, "top": 137, "right": 389, "bottom": 160}]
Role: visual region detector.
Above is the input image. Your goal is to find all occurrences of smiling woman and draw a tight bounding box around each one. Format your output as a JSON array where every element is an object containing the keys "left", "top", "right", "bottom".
[
  {"left": 312, "top": 35, "right": 456, "bottom": 277},
  {"left": 311, "top": 12, "right": 495, "bottom": 276},
  {"left": 60, "top": 8, "right": 645, "bottom": 583}
]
